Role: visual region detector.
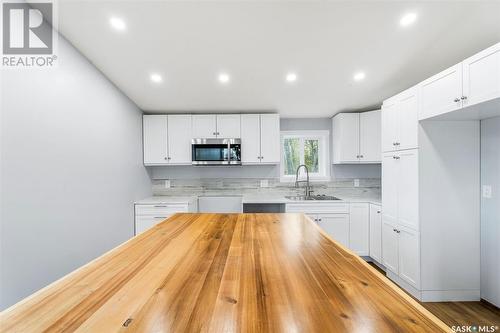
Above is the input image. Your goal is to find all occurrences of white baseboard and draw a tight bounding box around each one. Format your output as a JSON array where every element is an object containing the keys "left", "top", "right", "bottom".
[{"left": 386, "top": 271, "right": 422, "bottom": 300}]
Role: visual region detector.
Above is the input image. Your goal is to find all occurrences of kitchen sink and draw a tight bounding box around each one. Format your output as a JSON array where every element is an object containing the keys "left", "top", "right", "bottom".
[{"left": 285, "top": 195, "right": 341, "bottom": 201}]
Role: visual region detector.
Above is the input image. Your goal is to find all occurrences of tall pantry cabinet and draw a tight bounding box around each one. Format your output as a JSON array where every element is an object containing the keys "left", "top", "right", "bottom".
[{"left": 381, "top": 86, "right": 480, "bottom": 301}]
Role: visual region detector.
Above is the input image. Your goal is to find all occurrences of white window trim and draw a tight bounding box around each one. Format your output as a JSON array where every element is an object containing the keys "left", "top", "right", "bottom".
[{"left": 280, "top": 130, "right": 330, "bottom": 182}]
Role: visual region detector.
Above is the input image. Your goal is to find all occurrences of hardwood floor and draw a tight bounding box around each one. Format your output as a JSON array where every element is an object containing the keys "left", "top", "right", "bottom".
[{"left": 368, "top": 262, "right": 500, "bottom": 329}]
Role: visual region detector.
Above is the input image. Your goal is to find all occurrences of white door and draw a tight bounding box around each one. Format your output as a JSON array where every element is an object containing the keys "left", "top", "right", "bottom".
[
  {"left": 397, "top": 88, "right": 419, "bottom": 151},
  {"left": 369, "top": 204, "right": 382, "bottom": 263},
  {"left": 398, "top": 226, "right": 421, "bottom": 288},
  {"left": 382, "top": 219, "right": 399, "bottom": 274},
  {"left": 317, "top": 214, "right": 350, "bottom": 248},
  {"left": 167, "top": 115, "right": 192, "bottom": 164},
  {"left": 382, "top": 152, "right": 398, "bottom": 225},
  {"left": 192, "top": 115, "right": 217, "bottom": 138},
  {"left": 397, "top": 149, "right": 419, "bottom": 231},
  {"left": 339, "top": 113, "right": 360, "bottom": 163},
  {"left": 217, "top": 114, "right": 241, "bottom": 138},
  {"left": 462, "top": 42, "right": 500, "bottom": 108},
  {"left": 381, "top": 100, "right": 398, "bottom": 152},
  {"left": 359, "top": 110, "right": 381, "bottom": 163},
  {"left": 241, "top": 114, "right": 261, "bottom": 164},
  {"left": 143, "top": 115, "right": 168, "bottom": 165},
  {"left": 419, "top": 63, "right": 463, "bottom": 120},
  {"left": 349, "top": 203, "right": 369, "bottom": 255},
  {"left": 259, "top": 114, "right": 280, "bottom": 163}
]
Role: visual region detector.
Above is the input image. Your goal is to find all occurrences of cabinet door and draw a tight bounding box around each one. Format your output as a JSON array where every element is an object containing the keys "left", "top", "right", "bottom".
[
  {"left": 241, "top": 114, "right": 261, "bottom": 163},
  {"left": 349, "top": 203, "right": 370, "bottom": 255},
  {"left": 419, "top": 63, "right": 463, "bottom": 120},
  {"left": 143, "top": 115, "right": 168, "bottom": 165},
  {"left": 382, "top": 152, "right": 398, "bottom": 225},
  {"left": 398, "top": 226, "right": 420, "bottom": 288},
  {"left": 462, "top": 42, "right": 500, "bottom": 108},
  {"left": 359, "top": 110, "right": 381, "bottom": 163},
  {"left": 317, "top": 214, "right": 350, "bottom": 248},
  {"left": 334, "top": 113, "right": 360, "bottom": 163},
  {"left": 369, "top": 204, "right": 382, "bottom": 263},
  {"left": 397, "top": 149, "right": 419, "bottom": 231},
  {"left": 167, "top": 115, "right": 192, "bottom": 164},
  {"left": 259, "top": 114, "right": 280, "bottom": 163},
  {"left": 217, "top": 114, "right": 241, "bottom": 138},
  {"left": 397, "top": 88, "right": 419, "bottom": 150},
  {"left": 382, "top": 219, "right": 399, "bottom": 274},
  {"left": 381, "top": 100, "right": 398, "bottom": 152},
  {"left": 192, "top": 115, "right": 217, "bottom": 138}
]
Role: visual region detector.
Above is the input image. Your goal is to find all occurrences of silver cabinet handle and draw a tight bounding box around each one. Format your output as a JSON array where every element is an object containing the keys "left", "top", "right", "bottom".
[
  {"left": 377, "top": 211, "right": 381, "bottom": 214},
  {"left": 359, "top": 155, "right": 364, "bottom": 158},
  {"left": 454, "top": 98, "right": 461, "bottom": 102},
  {"left": 164, "top": 157, "right": 168, "bottom": 160},
  {"left": 318, "top": 218, "right": 322, "bottom": 222},
  {"left": 356, "top": 155, "right": 360, "bottom": 158},
  {"left": 461, "top": 96, "right": 467, "bottom": 100},
  {"left": 392, "top": 155, "right": 400, "bottom": 159},
  {"left": 154, "top": 205, "right": 167, "bottom": 208},
  {"left": 154, "top": 216, "right": 167, "bottom": 219},
  {"left": 395, "top": 142, "right": 400, "bottom": 146}
]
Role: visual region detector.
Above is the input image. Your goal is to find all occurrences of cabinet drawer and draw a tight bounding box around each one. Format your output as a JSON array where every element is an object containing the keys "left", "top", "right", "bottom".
[
  {"left": 286, "top": 203, "right": 349, "bottom": 214},
  {"left": 135, "top": 215, "right": 171, "bottom": 235},
  {"left": 135, "top": 204, "right": 189, "bottom": 216}
]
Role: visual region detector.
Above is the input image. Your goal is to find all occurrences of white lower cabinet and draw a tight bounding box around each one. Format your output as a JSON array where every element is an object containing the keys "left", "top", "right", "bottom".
[
  {"left": 369, "top": 204, "right": 382, "bottom": 264},
  {"left": 286, "top": 202, "right": 368, "bottom": 255},
  {"left": 134, "top": 201, "right": 197, "bottom": 235},
  {"left": 382, "top": 219, "right": 420, "bottom": 289}
]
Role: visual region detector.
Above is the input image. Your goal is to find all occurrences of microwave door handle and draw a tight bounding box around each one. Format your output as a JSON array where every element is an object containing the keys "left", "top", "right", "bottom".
[{"left": 227, "top": 142, "right": 231, "bottom": 162}]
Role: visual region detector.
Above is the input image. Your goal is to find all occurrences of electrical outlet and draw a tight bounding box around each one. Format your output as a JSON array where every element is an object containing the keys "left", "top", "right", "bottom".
[
  {"left": 482, "top": 185, "right": 492, "bottom": 199},
  {"left": 164, "top": 180, "right": 171, "bottom": 189},
  {"left": 260, "top": 179, "right": 269, "bottom": 188},
  {"left": 354, "top": 179, "right": 360, "bottom": 187}
]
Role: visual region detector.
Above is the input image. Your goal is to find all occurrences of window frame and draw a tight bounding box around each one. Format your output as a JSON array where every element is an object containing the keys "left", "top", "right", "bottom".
[{"left": 280, "top": 130, "right": 330, "bottom": 182}]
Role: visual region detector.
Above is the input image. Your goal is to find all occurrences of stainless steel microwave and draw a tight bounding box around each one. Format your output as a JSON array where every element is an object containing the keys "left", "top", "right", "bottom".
[{"left": 191, "top": 138, "right": 241, "bottom": 165}]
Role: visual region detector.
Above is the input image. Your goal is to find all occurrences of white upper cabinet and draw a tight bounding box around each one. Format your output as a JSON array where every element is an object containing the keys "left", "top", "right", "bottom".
[
  {"left": 192, "top": 115, "right": 217, "bottom": 138},
  {"left": 360, "top": 110, "right": 381, "bottom": 162},
  {"left": 332, "top": 110, "right": 381, "bottom": 164},
  {"left": 259, "top": 114, "right": 280, "bottom": 164},
  {"left": 462, "top": 42, "right": 500, "bottom": 108},
  {"left": 167, "top": 115, "right": 192, "bottom": 164},
  {"left": 419, "top": 63, "right": 463, "bottom": 120},
  {"left": 241, "top": 114, "right": 261, "bottom": 164},
  {"left": 192, "top": 114, "right": 241, "bottom": 138},
  {"left": 241, "top": 114, "right": 280, "bottom": 164},
  {"left": 216, "top": 114, "right": 241, "bottom": 138},
  {"left": 349, "top": 203, "right": 370, "bottom": 256},
  {"left": 382, "top": 87, "right": 418, "bottom": 152},
  {"left": 332, "top": 113, "right": 359, "bottom": 163},
  {"left": 143, "top": 115, "right": 168, "bottom": 165}
]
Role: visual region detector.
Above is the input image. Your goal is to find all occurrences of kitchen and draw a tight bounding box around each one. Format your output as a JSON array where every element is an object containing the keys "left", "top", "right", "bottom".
[{"left": 1, "top": 1, "right": 499, "bottom": 332}]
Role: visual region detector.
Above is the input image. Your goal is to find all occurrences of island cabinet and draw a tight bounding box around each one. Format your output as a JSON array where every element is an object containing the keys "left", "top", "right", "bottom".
[
  {"left": 419, "top": 42, "right": 500, "bottom": 120},
  {"left": 286, "top": 202, "right": 369, "bottom": 256},
  {"left": 332, "top": 110, "right": 381, "bottom": 164},
  {"left": 241, "top": 114, "right": 280, "bottom": 164}
]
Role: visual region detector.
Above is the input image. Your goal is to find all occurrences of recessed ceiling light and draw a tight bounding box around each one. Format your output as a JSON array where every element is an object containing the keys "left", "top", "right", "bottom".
[
  {"left": 218, "top": 72, "right": 230, "bottom": 84},
  {"left": 109, "top": 17, "right": 126, "bottom": 31},
  {"left": 400, "top": 12, "right": 417, "bottom": 27},
  {"left": 353, "top": 71, "right": 366, "bottom": 82},
  {"left": 286, "top": 72, "right": 298, "bottom": 83},
  {"left": 150, "top": 73, "right": 163, "bottom": 83}
]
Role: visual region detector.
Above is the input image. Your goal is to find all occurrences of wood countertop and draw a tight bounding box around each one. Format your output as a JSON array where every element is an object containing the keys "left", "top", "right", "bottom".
[{"left": 1, "top": 213, "right": 451, "bottom": 332}]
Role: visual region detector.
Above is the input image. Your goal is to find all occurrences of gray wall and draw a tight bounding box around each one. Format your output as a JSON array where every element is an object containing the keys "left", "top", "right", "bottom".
[
  {"left": 152, "top": 118, "right": 381, "bottom": 180},
  {"left": 0, "top": 36, "right": 151, "bottom": 309},
  {"left": 480, "top": 116, "right": 500, "bottom": 307}
]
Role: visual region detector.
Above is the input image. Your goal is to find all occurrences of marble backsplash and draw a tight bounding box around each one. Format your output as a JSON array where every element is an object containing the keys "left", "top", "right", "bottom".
[{"left": 152, "top": 178, "right": 381, "bottom": 198}]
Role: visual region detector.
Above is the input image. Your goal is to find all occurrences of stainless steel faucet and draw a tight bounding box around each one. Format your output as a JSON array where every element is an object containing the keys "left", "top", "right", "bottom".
[{"left": 295, "top": 164, "right": 313, "bottom": 197}]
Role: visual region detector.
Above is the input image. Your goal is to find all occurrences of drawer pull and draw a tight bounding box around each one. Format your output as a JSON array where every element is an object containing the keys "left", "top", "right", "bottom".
[
  {"left": 154, "top": 216, "right": 167, "bottom": 219},
  {"left": 153, "top": 205, "right": 168, "bottom": 208}
]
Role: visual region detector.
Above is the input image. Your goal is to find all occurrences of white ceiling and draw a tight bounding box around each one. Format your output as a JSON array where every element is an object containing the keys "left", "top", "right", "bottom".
[{"left": 56, "top": 0, "right": 500, "bottom": 117}]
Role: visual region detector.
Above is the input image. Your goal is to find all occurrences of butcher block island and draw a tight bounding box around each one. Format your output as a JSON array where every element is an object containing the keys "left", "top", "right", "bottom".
[{"left": 1, "top": 213, "right": 450, "bottom": 333}]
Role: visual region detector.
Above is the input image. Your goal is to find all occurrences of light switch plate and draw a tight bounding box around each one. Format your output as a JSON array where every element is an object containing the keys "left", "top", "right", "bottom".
[
  {"left": 354, "top": 179, "right": 360, "bottom": 187},
  {"left": 482, "top": 185, "right": 492, "bottom": 198},
  {"left": 164, "top": 180, "right": 171, "bottom": 189},
  {"left": 260, "top": 179, "right": 269, "bottom": 188}
]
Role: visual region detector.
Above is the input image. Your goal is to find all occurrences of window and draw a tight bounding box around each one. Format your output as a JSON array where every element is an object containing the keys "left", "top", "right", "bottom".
[{"left": 280, "top": 130, "right": 329, "bottom": 181}]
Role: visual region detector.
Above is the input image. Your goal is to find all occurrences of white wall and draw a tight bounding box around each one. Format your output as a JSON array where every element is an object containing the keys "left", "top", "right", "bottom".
[
  {"left": 0, "top": 36, "right": 151, "bottom": 309},
  {"left": 480, "top": 116, "right": 500, "bottom": 307}
]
